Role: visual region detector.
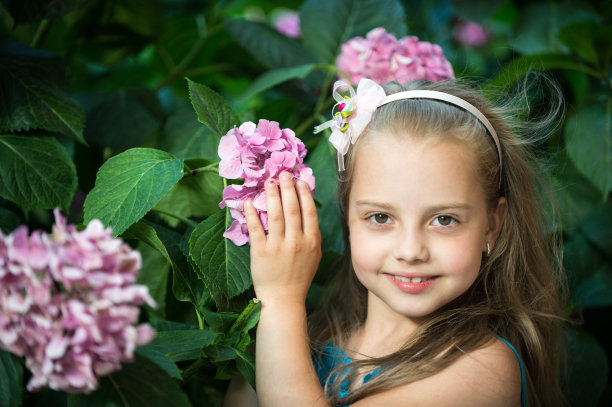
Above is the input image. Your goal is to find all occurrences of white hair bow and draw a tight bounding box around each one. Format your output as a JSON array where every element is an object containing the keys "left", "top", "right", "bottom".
[{"left": 313, "top": 79, "right": 387, "bottom": 170}]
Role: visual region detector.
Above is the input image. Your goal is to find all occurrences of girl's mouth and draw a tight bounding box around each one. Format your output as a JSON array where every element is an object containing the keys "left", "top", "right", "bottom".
[{"left": 386, "top": 274, "right": 438, "bottom": 293}]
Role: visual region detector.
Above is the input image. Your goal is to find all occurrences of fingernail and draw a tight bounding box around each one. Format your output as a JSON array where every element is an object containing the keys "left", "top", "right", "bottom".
[{"left": 267, "top": 178, "right": 275, "bottom": 186}]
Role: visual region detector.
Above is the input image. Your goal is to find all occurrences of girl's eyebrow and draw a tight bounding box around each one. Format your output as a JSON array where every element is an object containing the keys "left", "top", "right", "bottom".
[{"left": 354, "top": 200, "right": 472, "bottom": 212}]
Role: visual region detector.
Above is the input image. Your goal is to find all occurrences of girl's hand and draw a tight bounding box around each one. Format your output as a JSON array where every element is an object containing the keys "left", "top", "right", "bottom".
[{"left": 244, "top": 171, "right": 321, "bottom": 305}]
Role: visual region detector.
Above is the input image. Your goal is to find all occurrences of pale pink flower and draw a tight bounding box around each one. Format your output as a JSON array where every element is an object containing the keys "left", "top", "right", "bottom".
[
  {"left": 218, "top": 119, "right": 315, "bottom": 246},
  {"left": 0, "top": 210, "right": 156, "bottom": 393},
  {"left": 274, "top": 11, "right": 301, "bottom": 38},
  {"left": 453, "top": 20, "right": 490, "bottom": 47},
  {"left": 336, "top": 27, "right": 454, "bottom": 85}
]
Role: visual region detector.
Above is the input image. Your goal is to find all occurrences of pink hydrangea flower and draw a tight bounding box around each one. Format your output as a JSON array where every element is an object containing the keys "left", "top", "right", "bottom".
[
  {"left": 453, "top": 20, "right": 490, "bottom": 47},
  {"left": 218, "top": 119, "right": 315, "bottom": 246},
  {"left": 336, "top": 27, "right": 455, "bottom": 85},
  {"left": 274, "top": 11, "right": 301, "bottom": 38},
  {"left": 0, "top": 210, "right": 156, "bottom": 393}
]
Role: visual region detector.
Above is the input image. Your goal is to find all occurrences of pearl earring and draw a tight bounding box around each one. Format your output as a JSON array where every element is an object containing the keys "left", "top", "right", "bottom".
[{"left": 487, "top": 243, "right": 491, "bottom": 257}]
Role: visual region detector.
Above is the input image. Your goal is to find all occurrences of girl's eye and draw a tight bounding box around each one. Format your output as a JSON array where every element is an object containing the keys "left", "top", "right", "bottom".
[
  {"left": 370, "top": 213, "right": 391, "bottom": 224},
  {"left": 433, "top": 215, "right": 455, "bottom": 226}
]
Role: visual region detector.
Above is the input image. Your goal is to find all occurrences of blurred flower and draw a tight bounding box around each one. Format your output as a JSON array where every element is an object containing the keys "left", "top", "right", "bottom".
[
  {"left": 452, "top": 20, "right": 490, "bottom": 47},
  {"left": 274, "top": 11, "right": 301, "bottom": 38},
  {"left": 218, "top": 119, "right": 315, "bottom": 246},
  {"left": 0, "top": 210, "right": 156, "bottom": 393},
  {"left": 336, "top": 27, "right": 454, "bottom": 85}
]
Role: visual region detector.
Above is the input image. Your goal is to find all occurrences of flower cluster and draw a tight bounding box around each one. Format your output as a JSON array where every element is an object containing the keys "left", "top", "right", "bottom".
[
  {"left": 0, "top": 210, "right": 156, "bottom": 393},
  {"left": 274, "top": 10, "right": 301, "bottom": 38},
  {"left": 453, "top": 20, "right": 490, "bottom": 47},
  {"left": 336, "top": 27, "right": 454, "bottom": 85},
  {"left": 218, "top": 119, "right": 315, "bottom": 246}
]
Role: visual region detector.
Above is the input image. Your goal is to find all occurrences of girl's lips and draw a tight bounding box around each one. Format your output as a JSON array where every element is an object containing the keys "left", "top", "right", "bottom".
[{"left": 386, "top": 274, "right": 438, "bottom": 294}]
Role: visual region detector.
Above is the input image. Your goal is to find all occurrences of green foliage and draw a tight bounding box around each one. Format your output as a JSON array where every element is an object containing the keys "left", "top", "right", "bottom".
[{"left": 1, "top": 0, "right": 612, "bottom": 405}]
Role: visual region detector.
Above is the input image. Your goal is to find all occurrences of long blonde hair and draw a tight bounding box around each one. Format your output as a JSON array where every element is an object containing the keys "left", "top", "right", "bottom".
[{"left": 309, "top": 78, "right": 567, "bottom": 406}]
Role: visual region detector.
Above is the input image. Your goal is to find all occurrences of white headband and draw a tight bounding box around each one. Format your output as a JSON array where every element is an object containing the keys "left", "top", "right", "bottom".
[{"left": 314, "top": 79, "right": 502, "bottom": 185}]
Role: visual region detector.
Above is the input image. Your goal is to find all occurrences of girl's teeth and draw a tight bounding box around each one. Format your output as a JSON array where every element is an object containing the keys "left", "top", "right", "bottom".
[{"left": 395, "top": 276, "right": 429, "bottom": 283}]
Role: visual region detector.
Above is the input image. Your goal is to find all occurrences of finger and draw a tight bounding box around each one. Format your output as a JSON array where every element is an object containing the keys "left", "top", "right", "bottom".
[
  {"left": 244, "top": 200, "right": 266, "bottom": 245},
  {"left": 279, "top": 172, "right": 303, "bottom": 237},
  {"left": 296, "top": 179, "right": 319, "bottom": 237},
  {"left": 264, "top": 178, "right": 285, "bottom": 237}
]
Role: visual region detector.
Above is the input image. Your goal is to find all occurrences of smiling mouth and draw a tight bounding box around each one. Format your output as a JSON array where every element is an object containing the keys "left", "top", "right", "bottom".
[{"left": 393, "top": 275, "right": 434, "bottom": 283}]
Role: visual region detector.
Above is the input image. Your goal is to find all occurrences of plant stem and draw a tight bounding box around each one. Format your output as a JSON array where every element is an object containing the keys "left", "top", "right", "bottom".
[
  {"left": 30, "top": 19, "right": 53, "bottom": 48},
  {"left": 196, "top": 308, "right": 205, "bottom": 330},
  {"left": 152, "top": 208, "right": 197, "bottom": 227},
  {"left": 183, "top": 163, "right": 219, "bottom": 177}
]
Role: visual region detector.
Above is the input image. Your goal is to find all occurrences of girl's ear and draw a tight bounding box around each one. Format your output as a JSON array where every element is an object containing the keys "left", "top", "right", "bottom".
[{"left": 486, "top": 197, "right": 506, "bottom": 245}]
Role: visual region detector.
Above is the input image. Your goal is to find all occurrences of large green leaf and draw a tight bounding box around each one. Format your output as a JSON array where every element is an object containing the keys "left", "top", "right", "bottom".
[
  {"left": 66, "top": 355, "right": 192, "bottom": 407},
  {"left": 145, "top": 329, "right": 220, "bottom": 362},
  {"left": 557, "top": 21, "right": 600, "bottom": 66},
  {"left": 161, "top": 107, "right": 220, "bottom": 162},
  {"left": 135, "top": 242, "right": 170, "bottom": 318},
  {"left": 225, "top": 19, "right": 316, "bottom": 68},
  {"left": 189, "top": 209, "right": 251, "bottom": 303},
  {"left": 152, "top": 224, "right": 213, "bottom": 310},
  {"left": 449, "top": 0, "right": 506, "bottom": 22},
  {"left": 238, "top": 64, "right": 318, "bottom": 102},
  {"left": 565, "top": 99, "right": 612, "bottom": 198},
  {"left": 84, "top": 88, "right": 163, "bottom": 151},
  {"left": 0, "top": 134, "right": 77, "bottom": 210},
  {"left": 0, "top": 40, "right": 85, "bottom": 143},
  {"left": 0, "top": 350, "right": 23, "bottom": 407},
  {"left": 83, "top": 148, "right": 184, "bottom": 235},
  {"left": 563, "top": 327, "right": 609, "bottom": 407},
  {"left": 300, "top": 0, "right": 407, "bottom": 63},
  {"left": 187, "top": 78, "right": 241, "bottom": 139}
]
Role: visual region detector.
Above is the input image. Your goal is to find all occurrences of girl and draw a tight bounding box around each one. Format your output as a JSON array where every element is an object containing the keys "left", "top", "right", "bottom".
[{"left": 224, "top": 78, "right": 566, "bottom": 406}]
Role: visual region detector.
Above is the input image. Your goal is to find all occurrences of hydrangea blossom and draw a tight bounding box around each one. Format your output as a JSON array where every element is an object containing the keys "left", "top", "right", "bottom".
[
  {"left": 0, "top": 210, "right": 156, "bottom": 393},
  {"left": 218, "top": 119, "right": 315, "bottom": 246},
  {"left": 273, "top": 10, "right": 301, "bottom": 38},
  {"left": 336, "top": 27, "right": 454, "bottom": 85},
  {"left": 453, "top": 20, "right": 490, "bottom": 47}
]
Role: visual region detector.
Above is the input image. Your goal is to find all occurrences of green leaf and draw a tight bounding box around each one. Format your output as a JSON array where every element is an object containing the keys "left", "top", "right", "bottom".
[
  {"left": 0, "top": 0, "right": 95, "bottom": 26},
  {"left": 122, "top": 221, "right": 172, "bottom": 263},
  {"left": 83, "top": 148, "right": 184, "bottom": 235},
  {"left": 161, "top": 107, "right": 220, "bottom": 162},
  {"left": 305, "top": 139, "right": 344, "bottom": 255},
  {"left": 84, "top": 88, "right": 163, "bottom": 151},
  {"left": 0, "top": 134, "right": 77, "bottom": 210},
  {"left": 565, "top": 99, "right": 612, "bottom": 198},
  {"left": 201, "top": 308, "right": 239, "bottom": 333},
  {"left": 135, "top": 347, "right": 182, "bottom": 380},
  {"left": 557, "top": 21, "right": 600, "bottom": 66},
  {"left": 300, "top": 0, "right": 407, "bottom": 63},
  {"left": 224, "top": 19, "right": 316, "bottom": 68},
  {"left": 509, "top": 3, "right": 598, "bottom": 55},
  {"left": 238, "top": 64, "right": 318, "bottom": 102},
  {"left": 580, "top": 200, "right": 612, "bottom": 257},
  {"left": 229, "top": 300, "right": 261, "bottom": 336},
  {"left": 186, "top": 78, "right": 241, "bottom": 139},
  {"left": 563, "top": 327, "right": 609, "bottom": 407},
  {"left": 0, "top": 350, "right": 23, "bottom": 407},
  {"left": 67, "top": 355, "right": 192, "bottom": 407},
  {"left": 189, "top": 209, "right": 252, "bottom": 304},
  {"left": 154, "top": 168, "right": 223, "bottom": 228},
  {"left": 235, "top": 349, "right": 256, "bottom": 389},
  {"left": 136, "top": 243, "right": 170, "bottom": 318},
  {"left": 145, "top": 329, "right": 220, "bottom": 362},
  {"left": 0, "top": 40, "right": 85, "bottom": 143}
]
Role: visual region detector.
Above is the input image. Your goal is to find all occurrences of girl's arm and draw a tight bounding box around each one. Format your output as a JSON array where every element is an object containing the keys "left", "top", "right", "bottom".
[
  {"left": 244, "top": 172, "right": 328, "bottom": 407},
  {"left": 222, "top": 373, "right": 258, "bottom": 407}
]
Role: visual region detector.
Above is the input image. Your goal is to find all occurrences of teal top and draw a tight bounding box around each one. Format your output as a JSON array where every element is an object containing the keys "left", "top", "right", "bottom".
[{"left": 313, "top": 337, "right": 526, "bottom": 407}]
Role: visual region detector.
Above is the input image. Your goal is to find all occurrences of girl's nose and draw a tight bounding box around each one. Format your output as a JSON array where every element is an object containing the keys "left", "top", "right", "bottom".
[{"left": 393, "top": 227, "right": 430, "bottom": 263}]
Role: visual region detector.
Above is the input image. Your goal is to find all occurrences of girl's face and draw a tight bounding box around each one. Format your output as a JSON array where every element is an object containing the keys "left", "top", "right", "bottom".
[{"left": 347, "top": 134, "right": 505, "bottom": 322}]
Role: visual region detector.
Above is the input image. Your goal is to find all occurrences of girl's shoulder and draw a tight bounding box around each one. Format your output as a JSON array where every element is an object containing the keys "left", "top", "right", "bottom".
[{"left": 352, "top": 338, "right": 523, "bottom": 407}]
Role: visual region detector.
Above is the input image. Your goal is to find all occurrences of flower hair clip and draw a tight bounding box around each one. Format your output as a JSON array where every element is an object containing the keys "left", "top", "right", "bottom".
[
  {"left": 313, "top": 80, "right": 386, "bottom": 170},
  {"left": 313, "top": 78, "right": 502, "bottom": 186}
]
